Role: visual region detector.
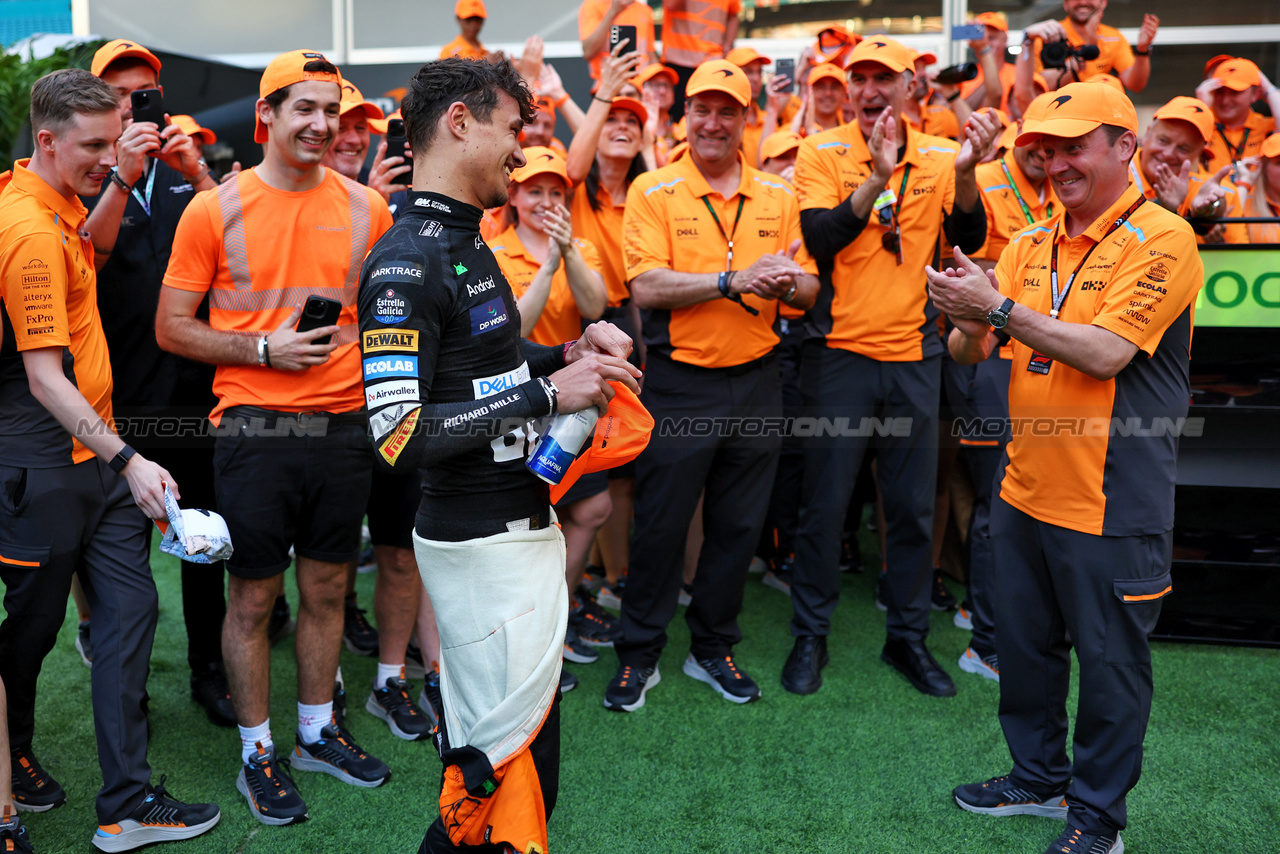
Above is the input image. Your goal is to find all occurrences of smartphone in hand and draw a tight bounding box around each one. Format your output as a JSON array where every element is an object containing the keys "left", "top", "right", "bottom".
[
  {"left": 296, "top": 296, "right": 343, "bottom": 346},
  {"left": 610, "top": 24, "right": 638, "bottom": 54},
  {"left": 385, "top": 118, "right": 412, "bottom": 190}
]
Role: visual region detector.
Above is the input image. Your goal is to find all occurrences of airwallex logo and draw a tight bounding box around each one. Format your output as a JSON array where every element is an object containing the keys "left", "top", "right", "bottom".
[{"left": 468, "top": 297, "right": 509, "bottom": 336}]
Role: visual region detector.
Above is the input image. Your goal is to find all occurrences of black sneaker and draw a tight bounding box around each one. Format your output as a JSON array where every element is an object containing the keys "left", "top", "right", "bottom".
[
  {"left": 559, "top": 669, "right": 578, "bottom": 694},
  {"left": 190, "top": 662, "right": 237, "bottom": 728},
  {"left": 292, "top": 722, "right": 390, "bottom": 788},
  {"left": 682, "top": 654, "right": 761, "bottom": 704},
  {"left": 932, "top": 569, "right": 958, "bottom": 611},
  {"left": 76, "top": 619, "right": 93, "bottom": 667},
  {"left": 10, "top": 745, "right": 66, "bottom": 812},
  {"left": 366, "top": 674, "right": 432, "bottom": 741},
  {"left": 342, "top": 596, "right": 379, "bottom": 656},
  {"left": 563, "top": 623, "right": 599, "bottom": 664},
  {"left": 570, "top": 590, "right": 622, "bottom": 647},
  {"left": 236, "top": 743, "right": 309, "bottom": 826},
  {"left": 267, "top": 595, "right": 295, "bottom": 646},
  {"left": 1043, "top": 825, "right": 1123, "bottom": 854},
  {"left": 953, "top": 773, "right": 1069, "bottom": 818},
  {"left": 603, "top": 663, "right": 660, "bottom": 712},
  {"left": 839, "top": 539, "right": 863, "bottom": 573},
  {"left": 92, "top": 776, "right": 220, "bottom": 852},
  {"left": 0, "top": 809, "right": 32, "bottom": 854},
  {"left": 580, "top": 564, "right": 606, "bottom": 593},
  {"left": 419, "top": 668, "right": 442, "bottom": 735}
]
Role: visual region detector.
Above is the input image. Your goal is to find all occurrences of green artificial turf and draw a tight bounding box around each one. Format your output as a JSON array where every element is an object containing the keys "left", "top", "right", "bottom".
[{"left": 10, "top": 539, "right": 1279, "bottom": 854}]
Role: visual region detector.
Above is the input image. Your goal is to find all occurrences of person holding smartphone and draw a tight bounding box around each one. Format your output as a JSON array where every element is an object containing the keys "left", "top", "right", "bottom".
[
  {"left": 156, "top": 50, "right": 395, "bottom": 827},
  {"left": 579, "top": 0, "right": 657, "bottom": 82}
]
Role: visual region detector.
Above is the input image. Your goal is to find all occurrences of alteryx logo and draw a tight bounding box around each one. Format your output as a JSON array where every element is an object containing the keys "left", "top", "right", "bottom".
[
  {"left": 363, "top": 355, "right": 418, "bottom": 379},
  {"left": 468, "top": 297, "right": 509, "bottom": 336}
]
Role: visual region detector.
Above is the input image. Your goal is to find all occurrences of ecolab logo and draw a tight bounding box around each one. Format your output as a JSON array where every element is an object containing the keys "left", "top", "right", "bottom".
[
  {"left": 472, "top": 362, "right": 530, "bottom": 399},
  {"left": 363, "top": 355, "right": 419, "bottom": 379},
  {"left": 467, "top": 276, "right": 496, "bottom": 298}
]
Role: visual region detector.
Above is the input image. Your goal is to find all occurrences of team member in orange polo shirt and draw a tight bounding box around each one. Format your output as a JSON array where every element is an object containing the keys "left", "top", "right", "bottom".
[
  {"left": 1022, "top": 0, "right": 1159, "bottom": 92},
  {"left": 441, "top": 0, "right": 492, "bottom": 62},
  {"left": 605, "top": 59, "right": 818, "bottom": 712},
  {"left": 579, "top": 0, "right": 657, "bottom": 81},
  {"left": 932, "top": 83, "right": 1202, "bottom": 854},
  {"left": 661, "top": 0, "right": 741, "bottom": 120},
  {"left": 0, "top": 68, "right": 221, "bottom": 852},
  {"left": 1200, "top": 58, "right": 1279, "bottom": 176},
  {"left": 760, "top": 130, "right": 801, "bottom": 180},
  {"left": 961, "top": 12, "right": 1018, "bottom": 112},
  {"left": 783, "top": 36, "right": 998, "bottom": 699},
  {"left": 800, "top": 62, "right": 848, "bottom": 136},
  {"left": 724, "top": 46, "right": 779, "bottom": 166},
  {"left": 157, "top": 50, "right": 394, "bottom": 826}
]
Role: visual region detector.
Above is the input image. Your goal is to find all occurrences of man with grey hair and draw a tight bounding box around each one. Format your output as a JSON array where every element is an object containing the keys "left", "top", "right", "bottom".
[{"left": 0, "top": 67, "right": 220, "bottom": 852}]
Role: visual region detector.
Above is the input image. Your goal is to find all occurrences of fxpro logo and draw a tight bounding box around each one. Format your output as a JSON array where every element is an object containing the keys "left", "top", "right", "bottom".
[{"left": 473, "top": 362, "right": 531, "bottom": 399}]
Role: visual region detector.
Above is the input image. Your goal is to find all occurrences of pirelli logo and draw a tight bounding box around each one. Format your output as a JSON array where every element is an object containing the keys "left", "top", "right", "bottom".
[
  {"left": 362, "top": 329, "right": 419, "bottom": 353},
  {"left": 378, "top": 407, "right": 420, "bottom": 465}
]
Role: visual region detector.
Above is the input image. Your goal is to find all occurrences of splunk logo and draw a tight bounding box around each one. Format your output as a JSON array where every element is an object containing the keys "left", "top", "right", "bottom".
[{"left": 468, "top": 297, "right": 509, "bottom": 336}]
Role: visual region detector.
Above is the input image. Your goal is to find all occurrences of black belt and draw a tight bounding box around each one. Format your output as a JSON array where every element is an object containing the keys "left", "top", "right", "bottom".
[
  {"left": 648, "top": 350, "right": 777, "bottom": 377},
  {"left": 221, "top": 405, "right": 368, "bottom": 429}
]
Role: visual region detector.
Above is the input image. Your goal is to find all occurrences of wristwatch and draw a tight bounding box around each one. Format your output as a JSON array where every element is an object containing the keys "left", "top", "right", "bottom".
[
  {"left": 987, "top": 297, "right": 1015, "bottom": 329},
  {"left": 108, "top": 444, "right": 137, "bottom": 474}
]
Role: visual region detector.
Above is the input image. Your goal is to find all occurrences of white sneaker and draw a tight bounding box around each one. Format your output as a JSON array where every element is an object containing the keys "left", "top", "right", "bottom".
[{"left": 957, "top": 647, "right": 999, "bottom": 682}]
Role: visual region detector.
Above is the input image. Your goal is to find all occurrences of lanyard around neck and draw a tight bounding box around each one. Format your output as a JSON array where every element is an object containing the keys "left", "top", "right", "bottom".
[
  {"left": 1001, "top": 159, "right": 1037, "bottom": 226},
  {"left": 130, "top": 163, "right": 157, "bottom": 217},
  {"left": 1048, "top": 196, "right": 1145, "bottom": 319},
  {"left": 701, "top": 195, "right": 746, "bottom": 271}
]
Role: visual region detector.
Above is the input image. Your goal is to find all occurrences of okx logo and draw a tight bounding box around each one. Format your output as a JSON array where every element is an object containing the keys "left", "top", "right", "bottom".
[{"left": 468, "top": 297, "right": 509, "bottom": 336}]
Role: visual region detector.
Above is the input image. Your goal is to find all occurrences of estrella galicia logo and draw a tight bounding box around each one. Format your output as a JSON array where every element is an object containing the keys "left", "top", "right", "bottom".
[
  {"left": 374, "top": 289, "right": 409, "bottom": 324},
  {"left": 363, "top": 355, "right": 418, "bottom": 380},
  {"left": 469, "top": 297, "right": 509, "bottom": 336}
]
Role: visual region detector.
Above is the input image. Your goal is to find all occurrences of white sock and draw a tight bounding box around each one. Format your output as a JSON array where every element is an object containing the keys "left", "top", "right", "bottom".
[
  {"left": 239, "top": 720, "right": 272, "bottom": 764},
  {"left": 298, "top": 701, "right": 332, "bottom": 743},
  {"left": 375, "top": 662, "right": 404, "bottom": 689}
]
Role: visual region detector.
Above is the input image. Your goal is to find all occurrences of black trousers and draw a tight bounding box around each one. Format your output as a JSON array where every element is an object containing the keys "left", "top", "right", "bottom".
[
  {"left": 0, "top": 458, "right": 156, "bottom": 823},
  {"left": 617, "top": 354, "right": 782, "bottom": 667},
  {"left": 957, "top": 352, "right": 1012, "bottom": 656},
  {"left": 789, "top": 344, "right": 940, "bottom": 641},
  {"left": 759, "top": 320, "right": 805, "bottom": 561},
  {"left": 992, "top": 497, "right": 1172, "bottom": 835},
  {"left": 418, "top": 694, "right": 561, "bottom": 853}
]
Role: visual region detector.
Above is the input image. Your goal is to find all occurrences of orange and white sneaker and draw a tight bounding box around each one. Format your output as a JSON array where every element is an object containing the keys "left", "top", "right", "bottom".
[
  {"left": 92, "top": 777, "right": 220, "bottom": 851},
  {"left": 953, "top": 606, "right": 973, "bottom": 631},
  {"left": 958, "top": 647, "right": 1000, "bottom": 682}
]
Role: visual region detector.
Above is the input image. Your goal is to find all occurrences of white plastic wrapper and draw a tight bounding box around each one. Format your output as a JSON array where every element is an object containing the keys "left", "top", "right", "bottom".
[{"left": 158, "top": 485, "right": 233, "bottom": 563}]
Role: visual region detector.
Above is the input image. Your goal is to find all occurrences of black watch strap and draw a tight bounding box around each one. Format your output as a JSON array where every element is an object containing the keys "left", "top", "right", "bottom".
[{"left": 108, "top": 444, "right": 137, "bottom": 474}]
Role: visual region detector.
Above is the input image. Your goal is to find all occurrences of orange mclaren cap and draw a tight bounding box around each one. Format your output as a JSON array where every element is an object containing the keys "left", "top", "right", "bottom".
[
  {"left": 813, "top": 26, "right": 860, "bottom": 64},
  {"left": 807, "top": 62, "right": 847, "bottom": 88},
  {"left": 1015, "top": 82, "right": 1138, "bottom": 146},
  {"left": 1203, "top": 54, "right": 1234, "bottom": 80},
  {"left": 1001, "top": 93, "right": 1054, "bottom": 149},
  {"left": 608, "top": 96, "right": 648, "bottom": 126},
  {"left": 338, "top": 79, "right": 385, "bottom": 122},
  {"left": 549, "top": 383, "right": 654, "bottom": 503},
  {"left": 510, "top": 146, "right": 570, "bottom": 186},
  {"left": 171, "top": 115, "right": 216, "bottom": 145},
  {"left": 973, "top": 11, "right": 1008, "bottom": 32},
  {"left": 844, "top": 36, "right": 915, "bottom": 74},
  {"left": 911, "top": 49, "right": 939, "bottom": 67},
  {"left": 760, "top": 130, "right": 802, "bottom": 162},
  {"left": 1261, "top": 134, "right": 1280, "bottom": 160},
  {"left": 1087, "top": 74, "right": 1126, "bottom": 94},
  {"left": 91, "top": 39, "right": 162, "bottom": 78},
  {"left": 685, "top": 59, "right": 751, "bottom": 107},
  {"left": 632, "top": 63, "right": 678, "bottom": 87},
  {"left": 369, "top": 108, "right": 399, "bottom": 137},
  {"left": 725, "top": 46, "right": 772, "bottom": 68},
  {"left": 255, "top": 49, "right": 342, "bottom": 143},
  {"left": 1213, "top": 57, "right": 1261, "bottom": 92},
  {"left": 1152, "top": 96, "right": 1214, "bottom": 144},
  {"left": 455, "top": 0, "right": 487, "bottom": 19}
]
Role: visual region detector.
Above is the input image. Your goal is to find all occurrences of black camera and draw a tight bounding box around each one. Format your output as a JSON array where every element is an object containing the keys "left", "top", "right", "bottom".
[
  {"left": 1040, "top": 41, "right": 1101, "bottom": 69},
  {"left": 934, "top": 63, "right": 978, "bottom": 86}
]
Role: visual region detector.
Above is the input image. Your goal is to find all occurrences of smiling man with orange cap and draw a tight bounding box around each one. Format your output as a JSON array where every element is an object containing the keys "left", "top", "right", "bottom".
[
  {"left": 156, "top": 49, "right": 395, "bottom": 827},
  {"left": 782, "top": 35, "right": 998, "bottom": 701},
  {"left": 929, "top": 81, "right": 1203, "bottom": 854},
  {"left": 441, "top": 0, "right": 493, "bottom": 62},
  {"left": 606, "top": 58, "right": 818, "bottom": 713},
  {"left": 1200, "top": 57, "right": 1280, "bottom": 175}
]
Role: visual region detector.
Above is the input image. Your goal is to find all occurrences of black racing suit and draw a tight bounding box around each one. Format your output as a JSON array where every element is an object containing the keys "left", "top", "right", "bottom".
[{"left": 356, "top": 191, "right": 565, "bottom": 853}]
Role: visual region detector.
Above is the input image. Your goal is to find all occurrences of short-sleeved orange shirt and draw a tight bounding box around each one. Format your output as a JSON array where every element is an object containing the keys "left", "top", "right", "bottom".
[
  {"left": 1204, "top": 110, "right": 1275, "bottom": 175},
  {"left": 974, "top": 154, "right": 1057, "bottom": 262},
  {"left": 794, "top": 122, "right": 960, "bottom": 361},
  {"left": 440, "top": 36, "right": 488, "bottom": 61},
  {"left": 163, "top": 167, "right": 392, "bottom": 423},
  {"left": 0, "top": 161, "right": 111, "bottom": 464},
  {"left": 1128, "top": 151, "right": 1246, "bottom": 244},
  {"left": 578, "top": 0, "right": 657, "bottom": 80},
  {"left": 961, "top": 62, "right": 1018, "bottom": 113},
  {"left": 906, "top": 102, "right": 961, "bottom": 141},
  {"left": 488, "top": 225, "right": 603, "bottom": 346},
  {"left": 623, "top": 153, "right": 815, "bottom": 368},
  {"left": 1033, "top": 20, "right": 1134, "bottom": 82},
  {"left": 662, "top": 0, "right": 742, "bottom": 68},
  {"left": 571, "top": 182, "right": 630, "bottom": 306},
  {"left": 994, "top": 184, "right": 1203, "bottom": 535}
]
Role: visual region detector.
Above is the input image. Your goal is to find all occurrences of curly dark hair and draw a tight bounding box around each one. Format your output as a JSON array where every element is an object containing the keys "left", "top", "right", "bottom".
[{"left": 400, "top": 57, "right": 536, "bottom": 156}]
